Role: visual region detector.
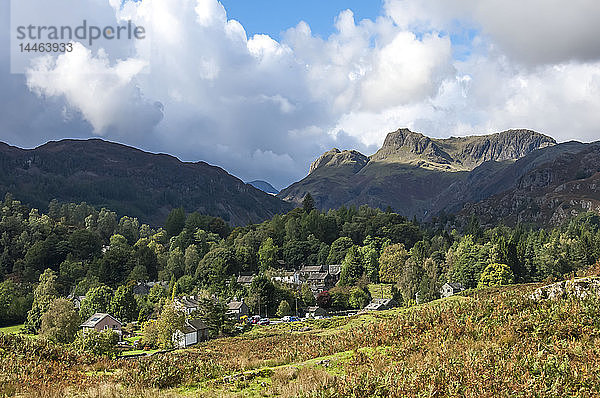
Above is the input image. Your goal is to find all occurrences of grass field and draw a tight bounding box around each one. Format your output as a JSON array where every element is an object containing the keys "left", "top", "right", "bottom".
[
  {"left": 4, "top": 281, "right": 600, "bottom": 397},
  {"left": 0, "top": 324, "right": 24, "bottom": 334}
]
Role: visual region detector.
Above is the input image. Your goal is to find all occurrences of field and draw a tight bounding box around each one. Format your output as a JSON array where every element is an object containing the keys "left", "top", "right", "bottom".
[
  {"left": 0, "top": 324, "right": 24, "bottom": 334},
  {"left": 3, "top": 282, "right": 600, "bottom": 397}
]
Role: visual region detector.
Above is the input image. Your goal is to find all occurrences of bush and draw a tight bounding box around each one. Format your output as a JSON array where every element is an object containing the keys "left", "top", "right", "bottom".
[{"left": 74, "top": 329, "right": 119, "bottom": 357}]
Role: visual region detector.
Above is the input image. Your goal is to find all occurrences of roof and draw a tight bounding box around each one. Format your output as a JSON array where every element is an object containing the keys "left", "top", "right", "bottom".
[
  {"left": 300, "top": 265, "right": 324, "bottom": 273},
  {"left": 307, "top": 306, "right": 326, "bottom": 313},
  {"left": 80, "top": 313, "right": 121, "bottom": 328},
  {"left": 446, "top": 282, "right": 464, "bottom": 290},
  {"left": 176, "top": 296, "right": 199, "bottom": 308},
  {"left": 187, "top": 318, "right": 208, "bottom": 331},
  {"left": 307, "top": 272, "right": 330, "bottom": 281},
  {"left": 228, "top": 301, "right": 245, "bottom": 310},
  {"left": 237, "top": 275, "right": 255, "bottom": 284}
]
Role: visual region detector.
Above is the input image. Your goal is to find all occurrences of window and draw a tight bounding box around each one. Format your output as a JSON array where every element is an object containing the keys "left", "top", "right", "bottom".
[{"left": 104, "top": 325, "right": 108, "bottom": 330}]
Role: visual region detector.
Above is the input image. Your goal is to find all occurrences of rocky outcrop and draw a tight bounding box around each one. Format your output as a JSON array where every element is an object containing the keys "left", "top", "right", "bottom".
[
  {"left": 309, "top": 148, "right": 369, "bottom": 174},
  {"left": 530, "top": 278, "right": 600, "bottom": 300}
]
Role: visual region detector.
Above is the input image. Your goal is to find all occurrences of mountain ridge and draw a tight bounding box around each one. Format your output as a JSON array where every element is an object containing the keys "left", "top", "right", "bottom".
[
  {"left": 0, "top": 138, "right": 293, "bottom": 226},
  {"left": 279, "top": 128, "right": 597, "bottom": 225}
]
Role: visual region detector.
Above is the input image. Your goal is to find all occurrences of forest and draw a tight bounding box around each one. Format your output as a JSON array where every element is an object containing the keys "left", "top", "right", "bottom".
[{"left": 1, "top": 191, "right": 599, "bottom": 340}]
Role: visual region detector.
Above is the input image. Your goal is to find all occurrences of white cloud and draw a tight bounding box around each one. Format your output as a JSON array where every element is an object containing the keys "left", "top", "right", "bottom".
[{"left": 0, "top": 0, "right": 598, "bottom": 190}]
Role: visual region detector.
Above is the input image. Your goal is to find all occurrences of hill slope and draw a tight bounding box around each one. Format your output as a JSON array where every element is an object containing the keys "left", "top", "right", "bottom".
[
  {"left": 5, "top": 281, "right": 600, "bottom": 397},
  {"left": 247, "top": 180, "right": 279, "bottom": 195},
  {"left": 0, "top": 139, "right": 292, "bottom": 226}
]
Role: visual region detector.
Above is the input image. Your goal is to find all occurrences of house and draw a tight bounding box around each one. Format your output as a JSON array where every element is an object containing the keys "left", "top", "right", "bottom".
[
  {"left": 271, "top": 271, "right": 301, "bottom": 286},
  {"left": 362, "top": 298, "right": 399, "bottom": 312},
  {"left": 237, "top": 275, "right": 255, "bottom": 287},
  {"left": 80, "top": 313, "right": 122, "bottom": 338},
  {"left": 67, "top": 294, "right": 86, "bottom": 309},
  {"left": 328, "top": 264, "right": 342, "bottom": 278},
  {"left": 440, "top": 282, "right": 465, "bottom": 298},
  {"left": 174, "top": 296, "right": 200, "bottom": 315},
  {"left": 299, "top": 265, "right": 325, "bottom": 277},
  {"left": 227, "top": 300, "right": 249, "bottom": 320},
  {"left": 132, "top": 281, "right": 168, "bottom": 296},
  {"left": 305, "top": 306, "right": 328, "bottom": 318},
  {"left": 172, "top": 318, "right": 209, "bottom": 348},
  {"left": 306, "top": 272, "right": 335, "bottom": 294}
]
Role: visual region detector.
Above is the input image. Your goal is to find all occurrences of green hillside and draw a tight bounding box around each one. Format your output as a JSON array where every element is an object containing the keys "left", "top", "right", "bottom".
[{"left": 4, "top": 280, "right": 600, "bottom": 397}]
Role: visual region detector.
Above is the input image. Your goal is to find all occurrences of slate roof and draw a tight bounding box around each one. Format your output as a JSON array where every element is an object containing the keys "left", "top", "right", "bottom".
[
  {"left": 187, "top": 318, "right": 208, "bottom": 331},
  {"left": 446, "top": 282, "right": 464, "bottom": 290},
  {"left": 300, "top": 265, "right": 324, "bottom": 273},
  {"left": 80, "top": 313, "right": 121, "bottom": 328},
  {"left": 237, "top": 275, "right": 255, "bottom": 284},
  {"left": 307, "top": 272, "right": 330, "bottom": 281},
  {"left": 228, "top": 301, "right": 245, "bottom": 310}
]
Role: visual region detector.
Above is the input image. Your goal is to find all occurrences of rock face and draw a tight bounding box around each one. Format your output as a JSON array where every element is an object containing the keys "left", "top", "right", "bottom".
[
  {"left": 458, "top": 143, "right": 600, "bottom": 226},
  {"left": 370, "top": 128, "right": 556, "bottom": 170},
  {"left": 0, "top": 139, "right": 293, "bottom": 226},
  {"left": 279, "top": 128, "right": 563, "bottom": 222},
  {"left": 530, "top": 278, "right": 600, "bottom": 300},
  {"left": 309, "top": 148, "right": 369, "bottom": 174}
]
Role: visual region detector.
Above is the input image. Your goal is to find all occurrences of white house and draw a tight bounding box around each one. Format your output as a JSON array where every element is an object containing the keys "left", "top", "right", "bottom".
[
  {"left": 172, "top": 319, "right": 209, "bottom": 349},
  {"left": 440, "top": 282, "right": 465, "bottom": 298}
]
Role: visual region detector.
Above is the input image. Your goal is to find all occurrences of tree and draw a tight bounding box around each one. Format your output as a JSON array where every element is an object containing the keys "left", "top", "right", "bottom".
[
  {"left": 25, "top": 269, "right": 59, "bottom": 333},
  {"left": 316, "top": 291, "right": 331, "bottom": 309},
  {"left": 176, "top": 275, "right": 195, "bottom": 294},
  {"left": 349, "top": 286, "right": 371, "bottom": 309},
  {"left": 40, "top": 298, "right": 80, "bottom": 344},
  {"left": 378, "top": 244, "right": 409, "bottom": 283},
  {"left": 303, "top": 193, "right": 315, "bottom": 213},
  {"left": 0, "top": 280, "right": 32, "bottom": 326},
  {"left": 80, "top": 285, "right": 113, "bottom": 320},
  {"left": 339, "top": 246, "right": 364, "bottom": 286},
  {"left": 360, "top": 245, "right": 380, "bottom": 283},
  {"left": 68, "top": 229, "right": 102, "bottom": 260},
  {"left": 327, "top": 237, "right": 354, "bottom": 265},
  {"left": 300, "top": 283, "right": 316, "bottom": 307},
  {"left": 75, "top": 329, "right": 119, "bottom": 357},
  {"left": 109, "top": 285, "right": 137, "bottom": 322},
  {"left": 478, "top": 263, "right": 514, "bottom": 287},
  {"left": 196, "top": 248, "right": 239, "bottom": 289},
  {"left": 193, "top": 297, "right": 234, "bottom": 338},
  {"left": 165, "top": 208, "right": 186, "bottom": 238},
  {"left": 258, "top": 238, "right": 278, "bottom": 272},
  {"left": 247, "top": 275, "right": 276, "bottom": 316},
  {"left": 276, "top": 300, "right": 292, "bottom": 317},
  {"left": 154, "top": 302, "right": 185, "bottom": 349}
]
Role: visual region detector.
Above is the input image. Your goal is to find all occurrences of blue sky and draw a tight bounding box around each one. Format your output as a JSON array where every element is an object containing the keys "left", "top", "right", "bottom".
[{"left": 219, "top": 0, "right": 383, "bottom": 39}]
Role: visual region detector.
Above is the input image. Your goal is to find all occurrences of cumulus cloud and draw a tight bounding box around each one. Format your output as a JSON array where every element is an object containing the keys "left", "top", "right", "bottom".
[{"left": 0, "top": 0, "right": 599, "bottom": 190}]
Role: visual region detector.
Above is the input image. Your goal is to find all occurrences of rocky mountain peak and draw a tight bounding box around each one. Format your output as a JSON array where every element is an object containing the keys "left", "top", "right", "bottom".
[{"left": 309, "top": 148, "right": 369, "bottom": 174}]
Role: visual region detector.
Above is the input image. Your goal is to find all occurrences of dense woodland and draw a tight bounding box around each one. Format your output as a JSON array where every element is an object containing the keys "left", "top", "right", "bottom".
[{"left": 1, "top": 192, "right": 600, "bottom": 339}]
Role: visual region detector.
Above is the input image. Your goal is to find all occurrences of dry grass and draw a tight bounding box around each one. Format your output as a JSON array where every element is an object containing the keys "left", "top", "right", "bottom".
[{"left": 5, "top": 283, "right": 600, "bottom": 397}]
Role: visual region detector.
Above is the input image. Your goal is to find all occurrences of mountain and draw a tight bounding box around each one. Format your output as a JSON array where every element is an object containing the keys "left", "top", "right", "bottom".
[
  {"left": 247, "top": 180, "right": 279, "bottom": 195},
  {"left": 0, "top": 139, "right": 293, "bottom": 226},
  {"left": 278, "top": 128, "right": 597, "bottom": 224},
  {"left": 456, "top": 142, "right": 600, "bottom": 226}
]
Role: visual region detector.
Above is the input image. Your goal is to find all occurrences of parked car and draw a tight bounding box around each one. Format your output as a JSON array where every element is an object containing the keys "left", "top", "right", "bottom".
[
  {"left": 258, "top": 318, "right": 270, "bottom": 325},
  {"left": 248, "top": 315, "right": 261, "bottom": 324},
  {"left": 289, "top": 316, "right": 301, "bottom": 322}
]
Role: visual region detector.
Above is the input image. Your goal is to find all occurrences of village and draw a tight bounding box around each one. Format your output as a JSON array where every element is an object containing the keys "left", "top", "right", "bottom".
[{"left": 73, "top": 263, "right": 465, "bottom": 354}]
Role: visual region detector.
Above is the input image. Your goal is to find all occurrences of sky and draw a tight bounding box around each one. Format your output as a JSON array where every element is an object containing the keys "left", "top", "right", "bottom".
[{"left": 2, "top": 0, "right": 600, "bottom": 190}]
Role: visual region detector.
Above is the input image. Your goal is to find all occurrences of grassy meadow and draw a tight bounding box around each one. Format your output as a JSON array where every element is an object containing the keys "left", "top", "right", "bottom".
[{"left": 3, "top": 281, "right": 600, "bottom": 397}]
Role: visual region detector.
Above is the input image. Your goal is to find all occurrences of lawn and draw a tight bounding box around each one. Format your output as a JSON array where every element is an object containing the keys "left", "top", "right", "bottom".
[{"left": 0, "top": 324, "right": 24, "bottom": 334}]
